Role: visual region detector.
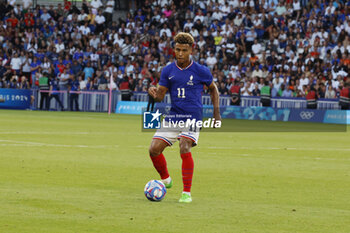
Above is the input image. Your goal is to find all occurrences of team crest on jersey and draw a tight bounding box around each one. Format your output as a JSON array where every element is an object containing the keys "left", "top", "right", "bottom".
[{"left": 187, "top": 75, "right": 194, "bottom": 85}]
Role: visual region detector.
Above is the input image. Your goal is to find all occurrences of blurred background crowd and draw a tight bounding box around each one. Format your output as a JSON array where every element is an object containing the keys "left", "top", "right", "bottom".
[{"left": 0, "top": 0, "right": 350, "bottom": 101}]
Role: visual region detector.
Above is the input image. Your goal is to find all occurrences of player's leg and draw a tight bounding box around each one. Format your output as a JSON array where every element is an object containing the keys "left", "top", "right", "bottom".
[
  {"left": 74, "top": 94, "right": 80, "bottom": 111},
  {"left": 40, "top": 93, "right": 44, "bottom": 110},
  {"left": 149, "top": 138, "right": 173, "bottom": 188},
  {"left": 55, "top": 95, "right": 64, "bottom": 110},
  {"left": 178, "top": 137, "right": 195, "bottom": 203},
  {"left": 69, "top": 94, "right": 73, "bottom": 111},
  {"left": 45, "top": 94, "right": 50, "bottom": 110},
  {"left": 150, "top": 125, "right": 179, "bottom": 188},
  {"left": 48, "top": 95, "right": 53, "bottom": 109}
]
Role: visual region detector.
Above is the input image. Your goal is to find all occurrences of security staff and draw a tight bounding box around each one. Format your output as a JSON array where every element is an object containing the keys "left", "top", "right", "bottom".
[
  {"left": 260, "top": 80, "right": 271, "bottom": 107},
  {"left": 230, "top": 80, "right": 241, "bottom": 106},
  {"left": 39, "top": 71, "right": 50, "bottom": 110},
  {"left": 306, "top": 85, "right": 317, "bottom": 109},
  {"left": 339, "top": 83, "right": 350, "bottom": 110}
]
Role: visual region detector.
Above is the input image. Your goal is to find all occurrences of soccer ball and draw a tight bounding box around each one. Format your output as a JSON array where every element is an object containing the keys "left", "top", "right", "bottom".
[{"left": 144, "top": 180, "right": 167, "bottom": 201}]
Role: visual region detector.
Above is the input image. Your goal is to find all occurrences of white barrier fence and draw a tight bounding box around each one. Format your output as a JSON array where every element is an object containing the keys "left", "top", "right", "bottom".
[
  {"left": 133, "top": 92, "right": 340, "bottom": 109},
  {"left": 33, "top": 89, "right": 121, "bottom": 112},
  {"left": 33, "top": 90, "right": 340, "bottom": 112}
]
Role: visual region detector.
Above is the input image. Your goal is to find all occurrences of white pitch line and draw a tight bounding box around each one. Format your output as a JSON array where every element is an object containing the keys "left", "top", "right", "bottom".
[
  {"left": 0, "top": 139, "right": 118, "bottom": 149},
  {"left": 0, "top": 144, "right": 30, "bottom": 146},
  {"left": 1, "top": 140, "right": 348, "bottom": 152},
  {"left": 0, "top": 131, "right": 90, "bottom": 135},
  {"left": 0, "top": 131, "right": 87, "bottom": 135},
  {"left": 205, "top": 146, "right": 350, "bottom": 152},
  {"left": 0, "top": 131, "right": 144, "bottom": 136}
]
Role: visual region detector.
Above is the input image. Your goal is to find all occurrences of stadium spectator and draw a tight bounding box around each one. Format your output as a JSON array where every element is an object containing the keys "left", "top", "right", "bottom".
[
  {"left": 30, "top": 57, "right": 41, "bottom": 87},
  {"left": 252, "top": 84, "right": 261, "bottom": 96},
  {"left": 282, "top": 84, "right": 293, "bottom": 97},
  {"left": 325, "top": 85, "right": 336, "bottom": 99},
  {"left": 58, "top": 68, "right": 70, "bottom": 91},
  {"left": 90, "top": 0, "right": 102, "bottom": 15},
  {"left": 20, "top": 53, "right": 32, "bottom": 78},
  {"left": 0, "top": 0, "right": 349, "bottom": 113},
  {"left": 41, "top": 57, "right": 51, "bottom": 74},
  {"left": 95, "top": 9, "right": 106, "bottom": 34},
  {"left": 206, "top": 52, "right": 217, "bottom": 69},
  {"left": 10, "top": 52, "right": 22, "bottom": 75},
  {"left": 104, "top": 0, "right": 114, "bottom": 24},
  {"left": 218, "top": 82, "right": 228, "bottom": 95},
  {"left": 20, "top": 76, "right": 30, "bottom": 89}
]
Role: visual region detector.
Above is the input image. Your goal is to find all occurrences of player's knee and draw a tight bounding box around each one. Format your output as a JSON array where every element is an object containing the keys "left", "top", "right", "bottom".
[
  {"left": 179, "top": 141, "right": 192, "bottom": 154},
  {"left": 180, "top": 147, "right": 191, "bottom": 154},
  {"left": 149, "top": 145, "right": 162, "bottom": 157}
]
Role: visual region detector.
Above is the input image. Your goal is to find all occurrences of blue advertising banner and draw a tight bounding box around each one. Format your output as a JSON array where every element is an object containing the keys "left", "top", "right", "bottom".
[
  {"left": 155, "top": 104, "right": 291, "bottom": 122},
  {"left": 118, "top": 102, "right": 350, "bottom": 125},
  {"left": 323, "top": 110, "right": 349, "bottom": 124},
  {"left": 0, "top": 89, "right": 32, "bottom": 110},
  {"left": 203, "top": 105, "right": 290, "bottom": 121},
  {"left": 115, "top": 101, "right": 148, "bottom": 114},
  {"left": 288, "top": 109, "right": 325, "bottom": 123}
]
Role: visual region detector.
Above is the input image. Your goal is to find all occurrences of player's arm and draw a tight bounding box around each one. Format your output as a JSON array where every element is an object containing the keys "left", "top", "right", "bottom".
[
  {"left": 208, "top": 81, "right": 221, "bottom": 122},
  {"left": 148, "top": 85, "right": 168, "bottom": 102}
]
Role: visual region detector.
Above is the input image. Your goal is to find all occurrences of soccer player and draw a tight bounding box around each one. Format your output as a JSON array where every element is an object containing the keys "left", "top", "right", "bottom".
[
  {"left": 148, "top": 32, "right": 221, "bottom": 203},
  {"left": 49, "top": 75, "right": 65, "bottom": 111}
]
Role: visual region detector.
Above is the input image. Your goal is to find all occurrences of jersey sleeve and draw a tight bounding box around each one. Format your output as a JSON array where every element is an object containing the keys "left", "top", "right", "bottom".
[
  {"left": 158, "top": 66, "right": 170, "bottom": 88},
  {"left": 201, "top": 66, "right": 213, "bottom": 87}
]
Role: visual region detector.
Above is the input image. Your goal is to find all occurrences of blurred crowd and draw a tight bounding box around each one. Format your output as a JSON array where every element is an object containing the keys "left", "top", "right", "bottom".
[{"left": 1, "top": 0, "right": 350, "bottom": 101}]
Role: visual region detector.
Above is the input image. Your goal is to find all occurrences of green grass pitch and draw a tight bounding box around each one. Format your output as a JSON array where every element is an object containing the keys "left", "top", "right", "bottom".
[{"left": 0, "top": 110, "right": 349, "bottom": 233}]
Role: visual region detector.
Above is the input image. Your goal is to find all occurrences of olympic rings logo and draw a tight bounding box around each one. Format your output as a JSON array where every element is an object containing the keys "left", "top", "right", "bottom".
[{"left": 300, "top": 111, "right": 314, "bottom": 120}]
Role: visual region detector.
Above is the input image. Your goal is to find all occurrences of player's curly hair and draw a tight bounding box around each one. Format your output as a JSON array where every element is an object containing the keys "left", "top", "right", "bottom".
[{"left": 174, "top": 32, "right": 194, "bottom": 47}]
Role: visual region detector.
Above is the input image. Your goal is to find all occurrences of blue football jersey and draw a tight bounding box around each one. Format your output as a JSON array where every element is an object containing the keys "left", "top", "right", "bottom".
[
  {"left": 49, "top": 79, "right": 59, "bottom": 94},
  {"left": 159, "top": 61, "right": 213, "bottom": 121}
]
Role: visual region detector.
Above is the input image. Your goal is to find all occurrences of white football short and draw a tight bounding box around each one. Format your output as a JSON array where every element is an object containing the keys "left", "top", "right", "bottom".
[{"left": 153, "top": 120, "right": 200, "bottom": 146}]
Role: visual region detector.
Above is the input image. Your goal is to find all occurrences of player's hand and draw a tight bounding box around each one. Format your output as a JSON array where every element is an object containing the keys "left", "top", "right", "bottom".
[{"left": 148, "top": 86, "right": 157, "bottom": 99}]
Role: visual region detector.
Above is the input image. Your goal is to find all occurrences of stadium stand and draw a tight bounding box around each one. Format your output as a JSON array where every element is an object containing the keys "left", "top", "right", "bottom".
[{"left": 0, "top": 0, "right": 350, "bottom": 108}]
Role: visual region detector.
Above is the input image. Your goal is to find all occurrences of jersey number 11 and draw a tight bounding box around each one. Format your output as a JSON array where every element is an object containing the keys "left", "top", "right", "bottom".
[{"left": 177, "top": 88, "right": 185, "bottom": 98}]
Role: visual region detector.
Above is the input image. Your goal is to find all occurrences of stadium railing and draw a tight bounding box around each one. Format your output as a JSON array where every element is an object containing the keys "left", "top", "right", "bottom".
[
  {"left": 133, "top": 91, "right": 171, "bottom": 103},
  {"left": 32, "top": 89, "right": 121, "bottom": 112},
  {"left": 32, "top": 90, "right": 340, "bottom": 112},
  {"left": 133, "top": 92, "right": 340, "bottom": 110}
]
